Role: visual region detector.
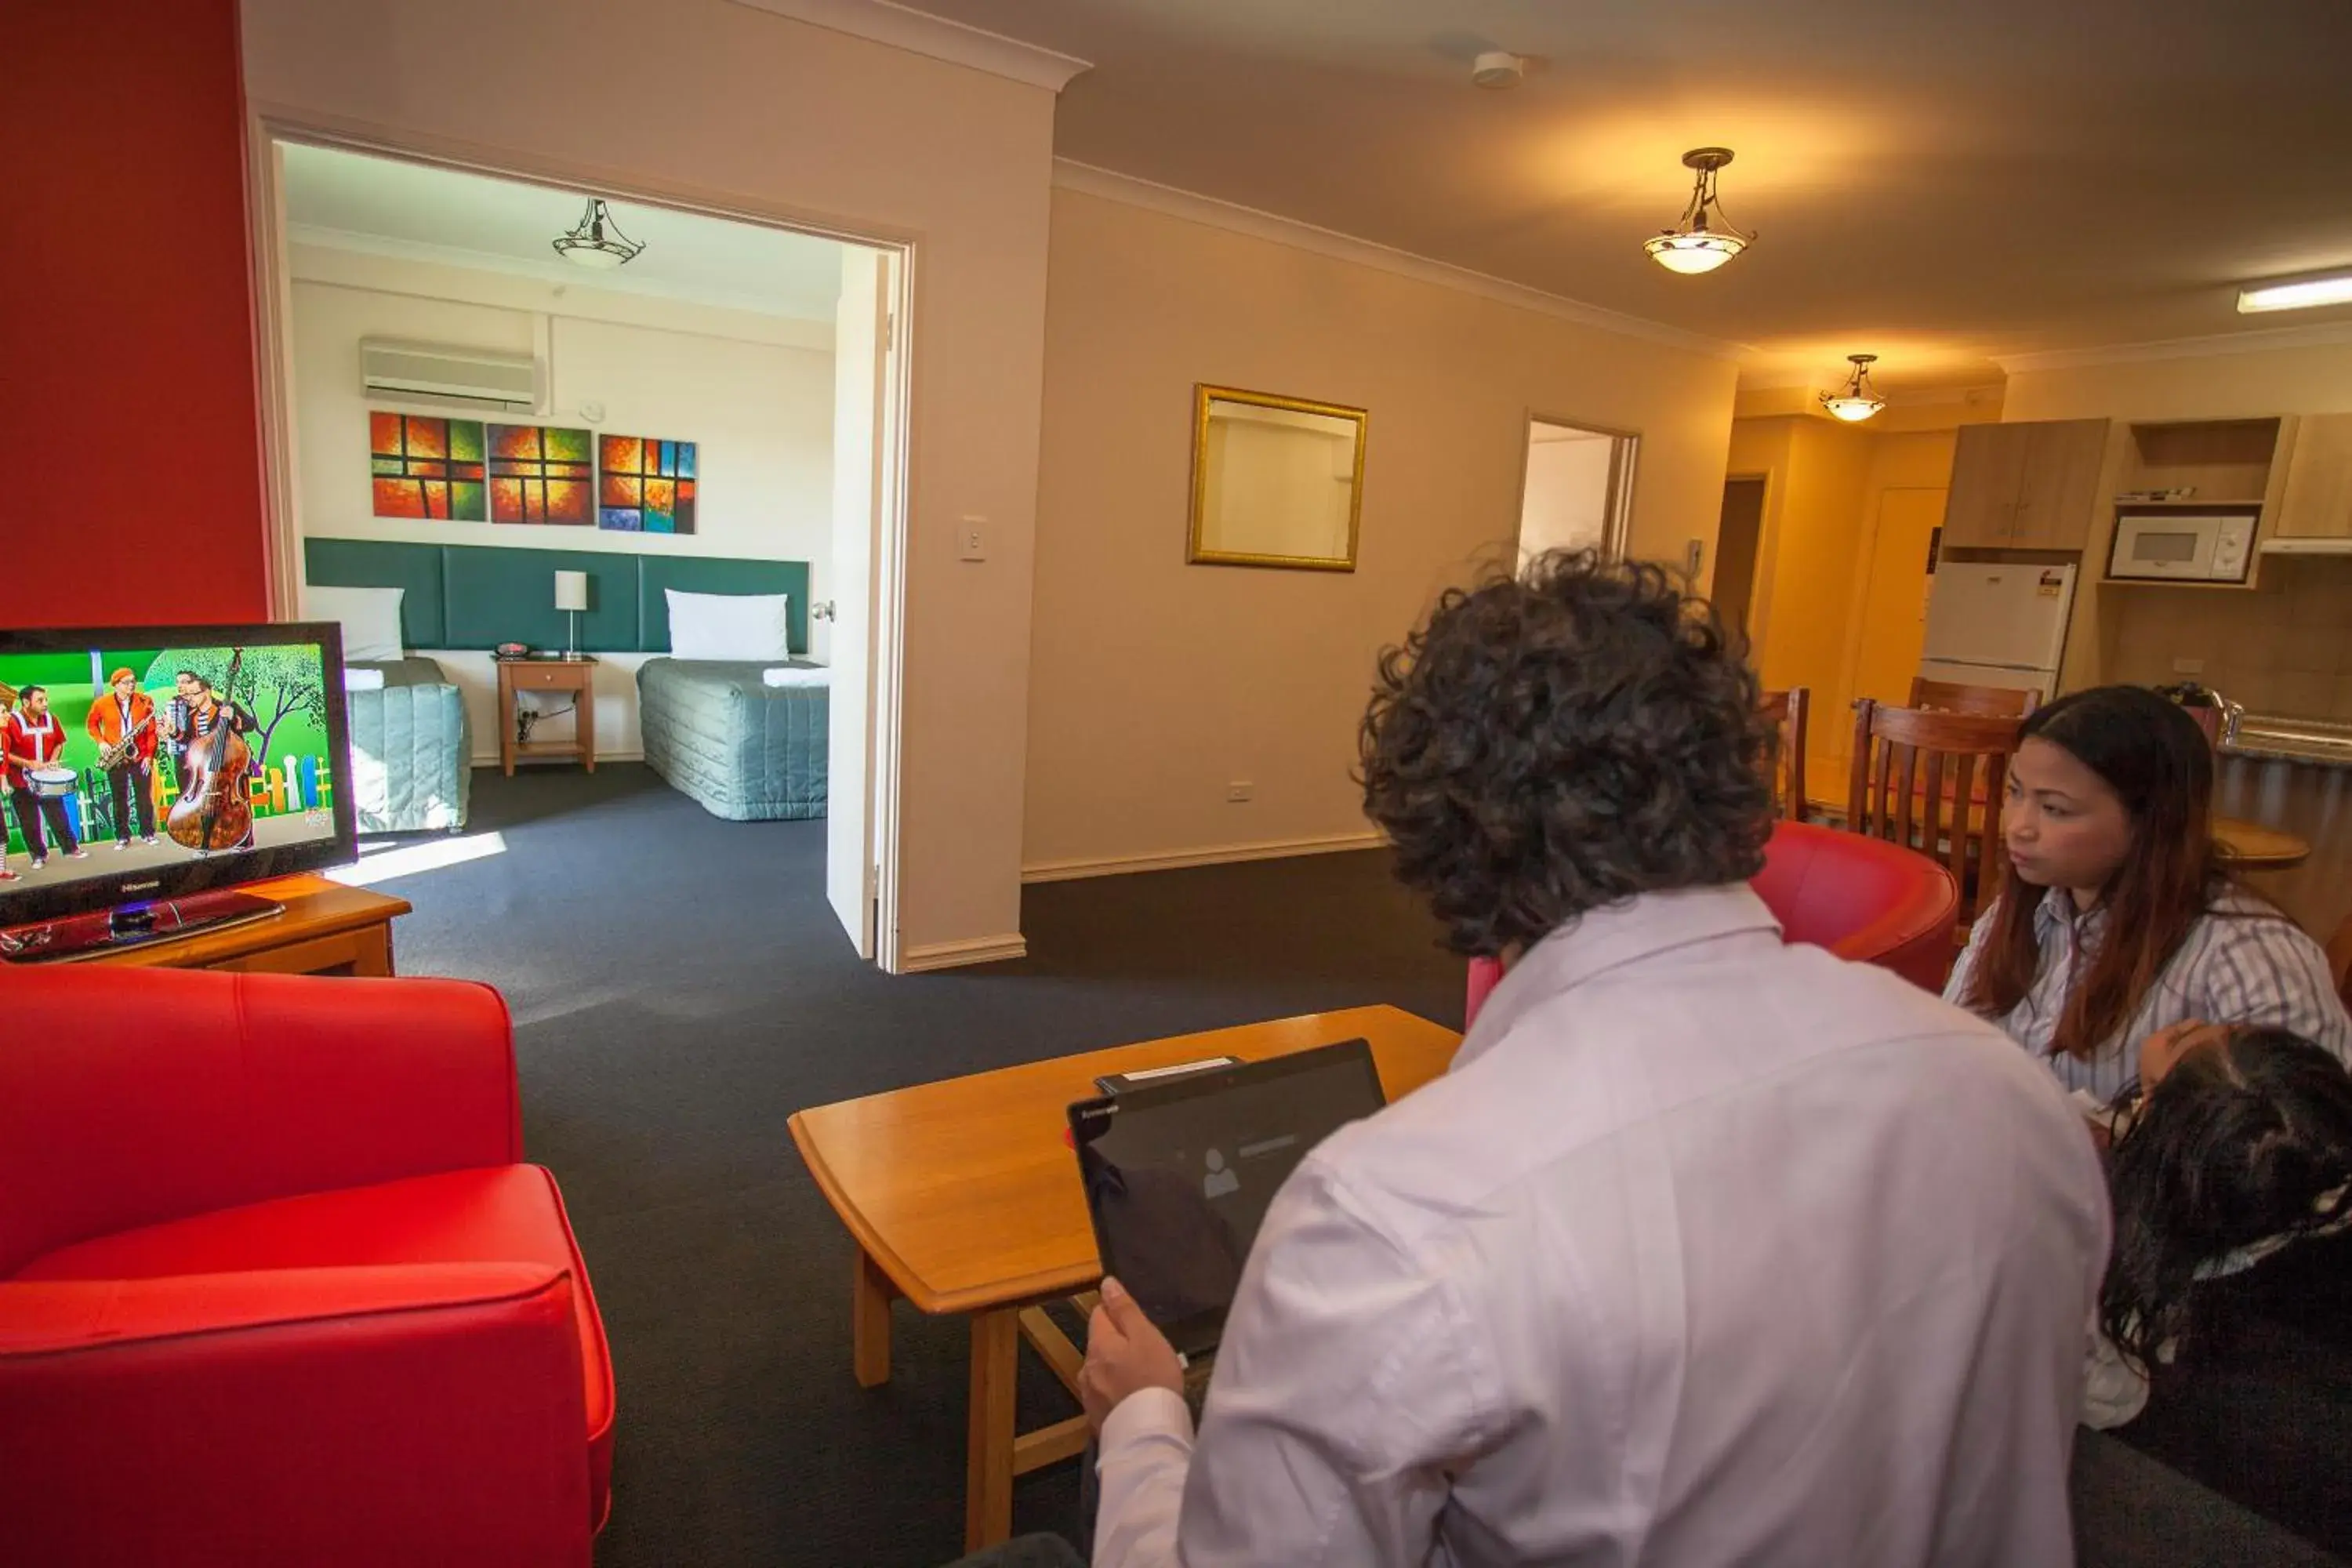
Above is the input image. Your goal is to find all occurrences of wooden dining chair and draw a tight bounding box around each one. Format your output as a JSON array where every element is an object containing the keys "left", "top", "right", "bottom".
[
  {"left": 1847, "top": 699, "right": 2026, "bottom": 927},
  {"left": 1908, "top": 677, "right": 2041, "bottom": 717},
  {"left": 1759, "top": 688, "right": 1809, "bottom": 822}
]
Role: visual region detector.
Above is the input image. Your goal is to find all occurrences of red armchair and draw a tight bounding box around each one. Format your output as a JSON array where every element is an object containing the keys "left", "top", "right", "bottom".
[
  {"left": 1466, "top": 820, "right": 1962, "bottom": 1026},
  {"left": 0, "top": 967, "right": 613, "bottom": 1567}
]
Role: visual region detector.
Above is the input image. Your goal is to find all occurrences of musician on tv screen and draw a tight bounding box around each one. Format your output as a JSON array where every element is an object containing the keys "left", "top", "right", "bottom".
[
  {"left": 4, "top": 685, "right": 87, "bottom": 870},
  {"left": 167, "top": 670, "right": 249, "bottom": 773},
  {"left": 88, "top": 667, "right": 160, "bottom": 849},
  {"left": 167, "top": 668, "right": 255, "bottom": 855}
]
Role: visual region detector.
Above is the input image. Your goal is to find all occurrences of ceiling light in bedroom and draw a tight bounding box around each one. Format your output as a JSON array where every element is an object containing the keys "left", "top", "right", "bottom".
[
  {"left": 553, "top": 199, "right": 644, "bottom": 270},
  {"left": 1644, "top": 148, "right": 1751, "bottom": 275},
  {"left": 1819, "top": 354, "right": 1886, "bottom": 422},
  {"left": 2237, "top": 269, "right": 2352, "bottom": 314}
]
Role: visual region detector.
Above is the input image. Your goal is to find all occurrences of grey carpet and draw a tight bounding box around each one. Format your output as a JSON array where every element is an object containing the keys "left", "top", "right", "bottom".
[
  {"left": 383, "top": 764, "right": 1461, "bottom": 1566},
  {"left": 379, "top": 765, "right": 2337, "bottom": 1566}
]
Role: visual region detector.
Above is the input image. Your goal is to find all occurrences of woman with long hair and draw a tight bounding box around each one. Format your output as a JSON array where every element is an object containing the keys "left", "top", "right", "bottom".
[{"left": 1946, "top": 684, "right": 2350, "bottom": 1103}]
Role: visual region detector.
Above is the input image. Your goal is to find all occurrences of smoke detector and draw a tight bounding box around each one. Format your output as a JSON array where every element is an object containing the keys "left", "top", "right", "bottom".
[{"left": 1471, "top": 51, "right": 1526, "bottom": 89}]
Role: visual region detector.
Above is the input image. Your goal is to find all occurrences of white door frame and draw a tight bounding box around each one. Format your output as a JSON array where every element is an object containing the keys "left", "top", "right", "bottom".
[
  {"left": 1513, "top": 412, "right": 1640, "bottom": 564},
  {"left": 241, "top": 116, "right": 913, "bottom": 969}
]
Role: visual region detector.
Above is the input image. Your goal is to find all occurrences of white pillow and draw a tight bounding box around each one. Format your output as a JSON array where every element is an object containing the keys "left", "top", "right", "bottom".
[
  {"left": 667, "top": 590, "right": 791, "bottom": 662},
  {"left": 306, "top": 585, "right": 405, "bottom": 662}
]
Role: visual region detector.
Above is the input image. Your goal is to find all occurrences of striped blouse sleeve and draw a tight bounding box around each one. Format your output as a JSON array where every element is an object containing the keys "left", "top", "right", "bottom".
[
  {"left": 2191, "top": 913, "right": 2352, "bottom": 1065},
  {"left": 1944, "top": 902, "right": 2001, "bottom": 1010}
]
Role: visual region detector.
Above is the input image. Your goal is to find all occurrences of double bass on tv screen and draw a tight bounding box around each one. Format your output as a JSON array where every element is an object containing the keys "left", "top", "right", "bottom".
[{"left": 0, "top": 624, "right": 358, "bottom": 922}]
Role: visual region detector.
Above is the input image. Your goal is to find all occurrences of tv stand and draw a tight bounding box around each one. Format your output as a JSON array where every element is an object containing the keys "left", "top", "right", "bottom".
[
  {"left": 2, "top": 890, "right": 285, "bottom": 964},
  {"left": 0, "top": 875, "right": 409, "bottom": 975}
]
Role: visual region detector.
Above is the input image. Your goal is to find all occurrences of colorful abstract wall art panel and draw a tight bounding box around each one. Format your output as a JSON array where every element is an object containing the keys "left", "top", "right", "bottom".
[
  {"left": 369, "top": 413, "right": 486, "bottom": 520},
  {"left": 486, "top": 426, "right": 593, "bottom": 525},
  {"left": 598, "top": 434, "right": 699, "bottom": 534}
]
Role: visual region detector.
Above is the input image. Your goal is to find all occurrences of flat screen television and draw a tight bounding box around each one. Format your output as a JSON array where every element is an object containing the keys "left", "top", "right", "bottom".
[{"left": 0, "top": 622, "right": 358, "bottom": 960}]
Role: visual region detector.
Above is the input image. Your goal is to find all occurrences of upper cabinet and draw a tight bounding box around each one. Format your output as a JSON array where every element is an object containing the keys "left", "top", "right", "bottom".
[
  {"left": 1943, "top": 419, "right": 2109, "bottom": 550},
  {"left": 2274, "top": 413, "right": 2352, "bottom": 540}
]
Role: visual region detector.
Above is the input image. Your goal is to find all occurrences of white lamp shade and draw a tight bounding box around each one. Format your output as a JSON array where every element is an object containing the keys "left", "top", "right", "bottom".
[{"left": 554, "top": 571, "right": 590, "bottom": 612}]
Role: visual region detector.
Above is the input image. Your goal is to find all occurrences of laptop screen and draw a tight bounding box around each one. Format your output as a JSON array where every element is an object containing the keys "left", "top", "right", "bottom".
[{"left": 1071, "top": 1039, "right": 1387, "bottom": 1352}]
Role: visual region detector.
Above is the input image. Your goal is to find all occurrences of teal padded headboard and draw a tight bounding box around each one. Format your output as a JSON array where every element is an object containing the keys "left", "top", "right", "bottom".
[{"left": 304, "top": 539, "right": 811, "bottom": 655}]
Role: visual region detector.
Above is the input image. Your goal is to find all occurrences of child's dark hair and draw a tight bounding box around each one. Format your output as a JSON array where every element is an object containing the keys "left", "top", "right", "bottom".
[{"left": 2102, "top": 1025, "right": 2352, "bottom": 1370}]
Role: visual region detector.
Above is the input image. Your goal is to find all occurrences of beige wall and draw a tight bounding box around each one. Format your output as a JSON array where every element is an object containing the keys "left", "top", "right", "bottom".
[
  {"left": 1022, "top": 187, "right": 1738, "bottom": 875},
  {"left": 2002, "top": 339, "right": 2352, "bottom": 423},
  {"left": 1737, "top": 416, "right": 1875, "bottom": 710},
  {"left": 1731, "top": 413, "right": 1985, "bottom": 782},
  {"left": 243, "top": 0, "right": 1056, "bottom": 960},
  {"left": 2103, "top": 557, "right": 2352, "bottom": 720}
]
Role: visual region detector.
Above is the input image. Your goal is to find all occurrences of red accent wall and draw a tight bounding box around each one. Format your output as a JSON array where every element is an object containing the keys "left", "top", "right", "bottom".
[{"left": 4, "top": 0, "right": 269, "bottom": 630}]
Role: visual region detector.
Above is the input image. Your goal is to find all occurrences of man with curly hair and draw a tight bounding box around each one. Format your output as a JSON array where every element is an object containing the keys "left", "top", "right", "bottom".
[{"left": 1080, "top": 551, "right": 2110, "bottom": 1566}]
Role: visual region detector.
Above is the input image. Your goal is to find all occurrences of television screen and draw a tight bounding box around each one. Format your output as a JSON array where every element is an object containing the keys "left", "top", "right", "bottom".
[{"left": 0, "top": 623, "right": 358, "bottom": 932}]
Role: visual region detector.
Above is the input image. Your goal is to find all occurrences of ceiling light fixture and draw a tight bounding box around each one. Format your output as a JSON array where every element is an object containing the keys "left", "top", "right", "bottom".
[
  {"left": 2237, "top": 270, "right": 2352, "bottom": 314},
  {"left": 1644, "top": 147, "right": 1751, "bottom": 275},
  {"left": 552, "top": 198, "right": 644, "bottom": 270},
  {"left": 1819, "top": 354, "right": 1886, "bottom": 422}
]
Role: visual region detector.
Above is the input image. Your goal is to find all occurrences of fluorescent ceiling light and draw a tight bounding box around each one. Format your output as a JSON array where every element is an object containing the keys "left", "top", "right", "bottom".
[{"left": 2237, "top": 271, "right": 2352, "bottom": 314}]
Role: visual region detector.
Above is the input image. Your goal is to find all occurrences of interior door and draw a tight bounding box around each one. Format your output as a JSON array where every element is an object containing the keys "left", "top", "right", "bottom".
[
  {"left": 1850, "top": 488, "right": 1949, "bottom": 713},
  {"left": 826, "top": 249, "right": 890, "bottom": 957}
]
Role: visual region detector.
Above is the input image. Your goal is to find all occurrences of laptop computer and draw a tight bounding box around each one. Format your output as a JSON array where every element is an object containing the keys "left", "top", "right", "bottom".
[{"left": 1068, "top": 1039, "right": 1389, "bottom": 1380}]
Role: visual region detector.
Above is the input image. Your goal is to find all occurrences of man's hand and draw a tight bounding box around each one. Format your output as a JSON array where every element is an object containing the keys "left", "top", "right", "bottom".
[{"left": 1080, "top": 1276, "right": 1185, "bottom": 1433}]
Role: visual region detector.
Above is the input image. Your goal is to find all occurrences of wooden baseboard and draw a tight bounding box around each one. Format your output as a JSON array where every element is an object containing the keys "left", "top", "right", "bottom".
[
  {"left": 1021, "top": 830, "right": 1387, "bottom": 884},
  {"left": 897, "top": 932, "right": 1029, "bottom": 972},
  {"left": 470, "top": 750, "right": 643, "bottom": 768}
]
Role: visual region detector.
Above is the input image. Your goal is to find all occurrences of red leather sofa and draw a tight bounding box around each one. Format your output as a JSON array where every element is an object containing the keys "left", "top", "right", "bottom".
[
  {"left": 1466, "top": 819, "right": 1961, "bottom": 1025},
  {"left": 0, "top": 966, "right": 613, "bottom": 1567}
]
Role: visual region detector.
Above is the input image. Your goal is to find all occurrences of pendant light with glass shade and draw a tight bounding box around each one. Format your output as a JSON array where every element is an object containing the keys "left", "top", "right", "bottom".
[
  {"left": 1818, "top": 354, "right": 1886, "bottom": 423},
  {"left": 1643, "top": 148, "right": 1752, "bottom": 275},
  {"left": 552, "top": 198, "right": 644, "bottom": 270}
]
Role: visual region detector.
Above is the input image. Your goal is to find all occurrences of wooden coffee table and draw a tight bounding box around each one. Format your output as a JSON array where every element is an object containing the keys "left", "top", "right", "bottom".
[{"left": 789, "top": 1004, "right": 1463, "bottom": 1550}]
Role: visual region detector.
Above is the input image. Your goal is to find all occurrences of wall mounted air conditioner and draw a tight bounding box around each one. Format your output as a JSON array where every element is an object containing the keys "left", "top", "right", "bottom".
[{"left": 360, "top": 339, "right": 540, "bottom": 412}]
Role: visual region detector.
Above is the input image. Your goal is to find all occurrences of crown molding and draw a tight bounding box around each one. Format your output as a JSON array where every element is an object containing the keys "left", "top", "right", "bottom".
[
  {"left": 1052, "top": 159, "right": 1745, "bottom": 362},
  {"left": 1997, "top": 319, "right": 2352, "bottom": 374},
  {"left": 287, "top": 223, "right": 837, "bottom": 335},
  {"left": 728, "top": 0, "right": 1091, "bottom": 92}
]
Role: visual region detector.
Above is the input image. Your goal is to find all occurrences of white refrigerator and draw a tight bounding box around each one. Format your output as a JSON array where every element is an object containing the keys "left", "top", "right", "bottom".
[{"left": 1918, "top": 561, "right": 2077, "bottom": 701}]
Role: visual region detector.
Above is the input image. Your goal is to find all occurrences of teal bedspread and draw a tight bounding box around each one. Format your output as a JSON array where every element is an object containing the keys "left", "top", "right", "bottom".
[
  {"left": 344, "top": 658, "right": 470, "bottom": 833},
  {"left": 636, "top": 659, "right": 828, "bottom": 822}
]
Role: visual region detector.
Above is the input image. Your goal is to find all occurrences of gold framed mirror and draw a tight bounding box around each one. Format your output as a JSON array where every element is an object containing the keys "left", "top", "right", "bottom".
[{"left": 1186, "top": 384, "right": 1367, "bottom": 571}]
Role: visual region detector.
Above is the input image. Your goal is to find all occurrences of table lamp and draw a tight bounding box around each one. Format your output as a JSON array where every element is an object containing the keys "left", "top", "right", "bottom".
[{"left": 554, "top": 571, "right": 590, "bottom": 661}]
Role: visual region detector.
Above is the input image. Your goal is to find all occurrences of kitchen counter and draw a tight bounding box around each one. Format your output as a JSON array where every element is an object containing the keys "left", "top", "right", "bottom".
[{"left": 2223, "top": 714, "right": 2352, "bottom": 771}]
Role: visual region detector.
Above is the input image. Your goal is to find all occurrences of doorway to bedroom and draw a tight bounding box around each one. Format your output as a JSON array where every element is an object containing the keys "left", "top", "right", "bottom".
[{"left": 252, "top": 136, "right": 906, "bottom": 966}]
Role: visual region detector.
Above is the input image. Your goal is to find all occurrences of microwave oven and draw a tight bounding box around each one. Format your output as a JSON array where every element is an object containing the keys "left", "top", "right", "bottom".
[{"left": 2108, "top": 511, "right": 2256, "bottom": 583}]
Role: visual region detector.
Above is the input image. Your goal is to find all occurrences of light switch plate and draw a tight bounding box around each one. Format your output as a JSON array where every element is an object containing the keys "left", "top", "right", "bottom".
[
  {"left": 2172, "top": 658, "right": 2205, "bottom": 675},
  {"left": 959, "top": 516, "right": 987, "bottom": 561}
]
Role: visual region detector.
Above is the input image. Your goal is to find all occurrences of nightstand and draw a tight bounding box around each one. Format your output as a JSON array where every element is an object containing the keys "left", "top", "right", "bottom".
[{"left": 497, "top": 657, "right": 597, "bottom": 776}]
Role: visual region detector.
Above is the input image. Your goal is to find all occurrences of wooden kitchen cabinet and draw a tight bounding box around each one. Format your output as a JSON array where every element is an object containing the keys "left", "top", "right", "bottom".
[
  {"left": 1942, "top": 419, "right": 2110, "bottom": 550},
  {"left": 2274, "top": 412, "right": 2352, "bottom": 540},
  {"left": 2010, "top": 419, "right": 2110, "bottom": 548},
  {"left": 1943, "top": 423, "right": 2034, "bottom": 547}
]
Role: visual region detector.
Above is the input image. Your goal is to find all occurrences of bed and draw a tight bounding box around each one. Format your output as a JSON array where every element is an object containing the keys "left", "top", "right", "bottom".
[
  {"left": 635, "top": 659, "right": 828, "bottom": 822},
  {"left": 343, "top": 658, "right": 471, "bottom": 833}
]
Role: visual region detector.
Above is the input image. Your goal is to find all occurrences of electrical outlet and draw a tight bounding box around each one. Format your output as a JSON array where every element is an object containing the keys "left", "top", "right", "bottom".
[
  {"left": 2172, "top": 658, "right": 2205, "bottom": 675},
  {"left": 1226, "top": 781, "right": 1254, "bottom": 803},
  {"left": 959, "top": 516, "right": 987, "bottom": 561}
]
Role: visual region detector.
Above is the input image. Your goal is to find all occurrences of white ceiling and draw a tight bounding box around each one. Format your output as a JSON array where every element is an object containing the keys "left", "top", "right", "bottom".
[
  {"left": 907, "top": 0, "right": 2352, "bottom": 390},
  {"left": 280, "top": 142, "right": 845, "bottom": 322}
]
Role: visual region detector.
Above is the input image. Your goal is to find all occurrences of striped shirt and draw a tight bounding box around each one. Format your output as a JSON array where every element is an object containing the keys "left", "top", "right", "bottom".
[{"left": 1946, "top": 884, "right": 2352, "bottom": 1102}]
